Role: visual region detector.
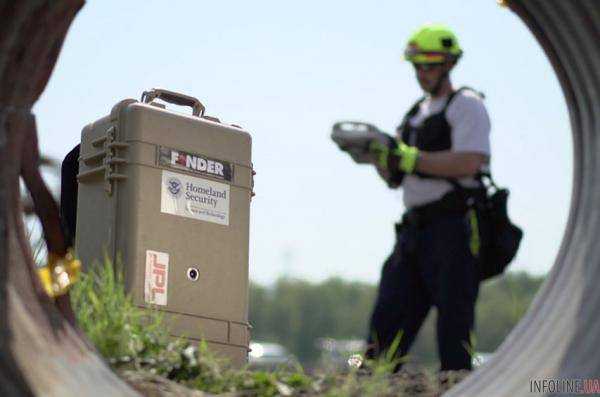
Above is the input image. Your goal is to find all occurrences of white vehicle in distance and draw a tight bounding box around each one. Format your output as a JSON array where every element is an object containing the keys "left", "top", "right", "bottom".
[{"left": 248, "top": 341, "right": 296, "bottom": 370}]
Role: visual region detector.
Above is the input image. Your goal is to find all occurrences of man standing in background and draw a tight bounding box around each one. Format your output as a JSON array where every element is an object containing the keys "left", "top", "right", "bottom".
[{"left": 365, "top": 24, "right": 491, "bottom": 372}]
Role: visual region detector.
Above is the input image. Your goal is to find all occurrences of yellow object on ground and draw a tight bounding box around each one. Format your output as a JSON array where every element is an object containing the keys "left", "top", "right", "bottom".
[{"left": 37, "top": 250, "right": 81, "bottom": 298}]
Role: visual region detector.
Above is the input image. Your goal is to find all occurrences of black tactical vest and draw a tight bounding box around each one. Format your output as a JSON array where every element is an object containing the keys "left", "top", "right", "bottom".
[{"left": 397, "top": 86, "right": 482, "bottom": 152}]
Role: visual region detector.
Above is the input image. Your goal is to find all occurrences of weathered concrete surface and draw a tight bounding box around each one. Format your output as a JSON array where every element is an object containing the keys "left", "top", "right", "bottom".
[
  {"left": 447, "top": 1, "right": 600, "bottom": 396},
  {"left": 0, "top": 2, "right": 138, "bottom": 396}
]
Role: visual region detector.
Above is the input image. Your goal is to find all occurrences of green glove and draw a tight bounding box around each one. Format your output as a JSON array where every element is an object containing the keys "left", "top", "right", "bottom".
[
  {"left": 396, "top": 142, "right": 419, "bottom": 174},
  {"left": 369, "top": 139, "right": 419, "bottom": 174}
]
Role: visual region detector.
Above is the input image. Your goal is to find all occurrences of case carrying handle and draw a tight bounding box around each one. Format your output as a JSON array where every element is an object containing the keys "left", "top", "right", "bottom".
[{"left": 141, "top": 88, "right": 205, "bottom": 117}]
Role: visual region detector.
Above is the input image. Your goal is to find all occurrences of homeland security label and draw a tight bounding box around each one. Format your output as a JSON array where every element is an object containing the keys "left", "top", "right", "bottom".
[
  {"left": 161, "top": 170, "right": 230, "bottom": 226},
  {"left": 158, "top": 146, "right": 233, "bottom": 182}
]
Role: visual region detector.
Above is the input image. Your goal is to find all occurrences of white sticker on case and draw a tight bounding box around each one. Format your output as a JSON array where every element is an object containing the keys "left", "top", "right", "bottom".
[{"left": 144, "top": 250, "right": 169, "bottom": 306}]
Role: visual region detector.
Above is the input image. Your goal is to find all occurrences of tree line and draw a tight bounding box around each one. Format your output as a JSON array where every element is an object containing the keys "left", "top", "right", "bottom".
[{"left": 249, "top": 271, "right": 546, "bottom": 367}]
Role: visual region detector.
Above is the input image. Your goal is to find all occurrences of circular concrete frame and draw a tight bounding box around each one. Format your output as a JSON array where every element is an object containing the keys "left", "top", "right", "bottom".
[{"left": 448, "top": 1, "right": 600, "bottom": 395}]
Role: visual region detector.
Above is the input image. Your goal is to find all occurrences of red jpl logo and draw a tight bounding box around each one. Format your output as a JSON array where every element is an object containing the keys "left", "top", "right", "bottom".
[
  {"left": 152, "top": 259, "right": 166, "bottom": 296},
  {"left": 148, "top": 253, "right": 167, "bottom": 303}
]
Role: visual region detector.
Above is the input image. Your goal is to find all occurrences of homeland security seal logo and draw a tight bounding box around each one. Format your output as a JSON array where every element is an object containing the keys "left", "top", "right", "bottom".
[{"left": 166, "top": 177, "right": 183, "bottom": 198}]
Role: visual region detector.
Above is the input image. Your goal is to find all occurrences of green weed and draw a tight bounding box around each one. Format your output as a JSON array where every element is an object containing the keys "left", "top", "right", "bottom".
[{"left": 69, "top": 255, "right": 463, "bottom": 396}]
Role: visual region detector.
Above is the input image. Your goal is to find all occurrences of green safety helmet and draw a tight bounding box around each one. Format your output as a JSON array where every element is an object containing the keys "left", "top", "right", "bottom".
[{"left": 404, "top": 24, "right": 463, "bottom": 64}]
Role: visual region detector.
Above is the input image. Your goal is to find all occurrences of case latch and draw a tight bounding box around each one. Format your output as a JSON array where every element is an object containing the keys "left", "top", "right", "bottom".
[{"left": 77, "top": 125, "right": 129, "bottom": 195}]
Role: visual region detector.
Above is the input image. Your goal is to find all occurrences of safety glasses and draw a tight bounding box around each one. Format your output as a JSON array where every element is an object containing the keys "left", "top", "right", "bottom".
[{"left": 412, "top": 63, "right": 444, "bottom": 72}]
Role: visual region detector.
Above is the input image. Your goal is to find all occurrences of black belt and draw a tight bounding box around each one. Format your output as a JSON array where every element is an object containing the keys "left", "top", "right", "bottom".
[{"left": 400, "top": 188, "right": 485, "bottom": 229}]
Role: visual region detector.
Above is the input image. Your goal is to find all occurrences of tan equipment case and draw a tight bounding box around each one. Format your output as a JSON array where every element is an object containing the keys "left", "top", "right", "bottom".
[{"left": 76, "top": 89, "right": 253, "bottom": 366}]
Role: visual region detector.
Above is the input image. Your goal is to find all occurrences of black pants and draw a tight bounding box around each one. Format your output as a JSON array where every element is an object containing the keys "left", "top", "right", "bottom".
[{"left": 366, "top": 212, "right": 480, "bottom": 371}]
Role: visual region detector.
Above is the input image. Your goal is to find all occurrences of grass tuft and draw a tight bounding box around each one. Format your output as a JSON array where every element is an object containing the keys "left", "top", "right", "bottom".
[{"left": 69, "top": 255, "right": 467, "bottom": 396}]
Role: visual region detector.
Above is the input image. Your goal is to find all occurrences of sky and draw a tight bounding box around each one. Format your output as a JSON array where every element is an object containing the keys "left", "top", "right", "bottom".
[{"left": 34, "top": 0, "right": 571, "bottom": 285}]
